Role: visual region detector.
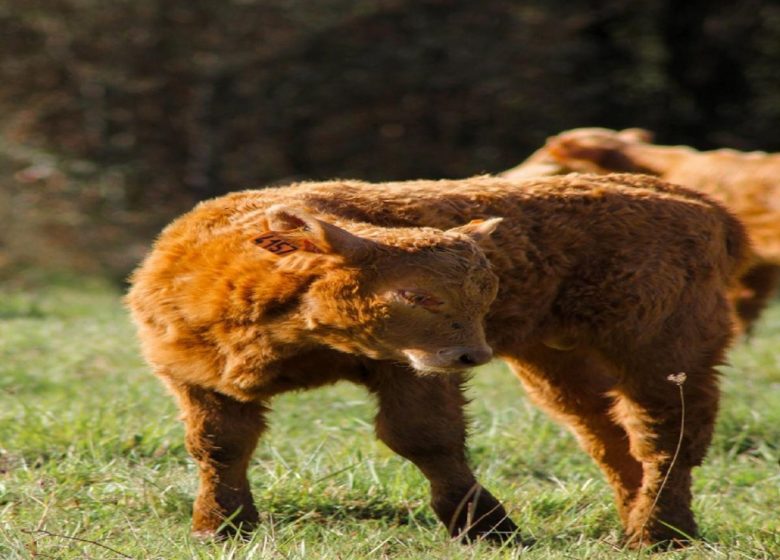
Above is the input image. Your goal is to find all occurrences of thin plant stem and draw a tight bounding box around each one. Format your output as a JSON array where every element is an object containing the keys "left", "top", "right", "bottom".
[{"left": 636, "top": 372, "right": 687, "bottom": 553}]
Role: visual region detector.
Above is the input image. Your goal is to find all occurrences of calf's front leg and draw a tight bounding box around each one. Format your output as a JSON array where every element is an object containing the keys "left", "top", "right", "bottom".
[
  {"left": 361, "top": 363, "right": 525, "bottom": 544},
  {"left": 167, "top": 381, "right": 268, "bottom": 538}
]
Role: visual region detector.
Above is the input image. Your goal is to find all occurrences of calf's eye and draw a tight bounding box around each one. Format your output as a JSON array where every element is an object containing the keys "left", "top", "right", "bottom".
[{"left": 397, "top": 289, "right": 443, "bottom": 309}]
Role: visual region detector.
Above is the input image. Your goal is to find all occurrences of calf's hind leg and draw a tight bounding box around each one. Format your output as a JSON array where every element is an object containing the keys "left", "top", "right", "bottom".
[
  {"left": 734, "top": 262, "right": 780, "bottom": 334},
  {"left": 612, "top": 362, "right": 720, "bottom": 547},
  {"left": 167, "top": 380, "right": 268, "bottom": 538},
  {"left": 361, "top": 363, "right": 523, "bottom": 544},
  {"left": 612, "top": 293, "right": 733, "bottom": 547},
  {"left": 504, "top": 345, "right": 643, "bottom": 526}
]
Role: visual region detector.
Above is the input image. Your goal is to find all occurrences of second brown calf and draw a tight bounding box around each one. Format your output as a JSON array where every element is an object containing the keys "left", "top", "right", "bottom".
[
  {"left": 504, "top": 127, "right": 780, "bottom": 332},
  {"left": 127, "top": 174, "right": 748, "bottom": 547}
]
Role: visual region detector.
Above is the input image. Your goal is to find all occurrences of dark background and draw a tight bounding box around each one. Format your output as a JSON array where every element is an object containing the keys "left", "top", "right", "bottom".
[{"left": 2, "top": 0, "right": 779, "bottom": 278}]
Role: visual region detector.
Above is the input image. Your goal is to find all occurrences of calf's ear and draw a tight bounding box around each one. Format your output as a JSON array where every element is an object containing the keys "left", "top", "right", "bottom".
[
  {"left": 447, "top": 217, "right": 503, "bottom": 246},
  {"left": 265, "top": 204, "right": 372, "bottom": 259}
]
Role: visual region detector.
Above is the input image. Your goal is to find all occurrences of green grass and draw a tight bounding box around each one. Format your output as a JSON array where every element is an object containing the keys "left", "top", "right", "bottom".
[{"left": 1, "top": 277, "right": 778, "bottom": 559}]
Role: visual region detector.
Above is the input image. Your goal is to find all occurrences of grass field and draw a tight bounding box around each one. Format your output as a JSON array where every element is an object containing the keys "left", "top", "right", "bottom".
[{"left": 1, "top": 275, "right": 779, "bottom": 559}]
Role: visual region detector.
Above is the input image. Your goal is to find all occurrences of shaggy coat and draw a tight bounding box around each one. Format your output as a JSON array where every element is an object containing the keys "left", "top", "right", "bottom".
[
  {"left": 127, "top": 174, "right": 748, "bottom": 547},
  {"left": 504, "top": 127, "right": 780, "bottom": 331}
]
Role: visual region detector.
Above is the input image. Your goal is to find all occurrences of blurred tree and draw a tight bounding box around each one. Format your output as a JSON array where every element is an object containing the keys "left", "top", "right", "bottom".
[
  {"left": 658, "top": 0, "right": 765, "bottom": 147},
  {"left": 0, "top": 0, "right": 780, "bottom": 200},
  {"left": 0, "top": 0, "right": 778, "bottom": 205}
]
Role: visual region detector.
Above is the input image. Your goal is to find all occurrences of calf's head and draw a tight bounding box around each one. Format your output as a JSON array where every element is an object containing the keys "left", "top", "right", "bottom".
[
  {"left": 544, "top": 127, "right": 656, "bottom": 174},
  {"left": 264, "top": 205, "right": 501, "bottom": 373}
]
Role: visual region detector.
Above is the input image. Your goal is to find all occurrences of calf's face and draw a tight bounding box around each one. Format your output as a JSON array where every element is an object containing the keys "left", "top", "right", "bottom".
[
  {"left": 374, "top": 254, "right": 498, "bottom": 372},
  {"left": 265, "top": 205, "right": 500, "bottom": 373}
]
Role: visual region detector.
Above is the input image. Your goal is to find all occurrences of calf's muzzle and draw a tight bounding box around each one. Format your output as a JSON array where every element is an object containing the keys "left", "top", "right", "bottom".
[{"left": 437, "top": 346, "right": 493, "bottom": 367}]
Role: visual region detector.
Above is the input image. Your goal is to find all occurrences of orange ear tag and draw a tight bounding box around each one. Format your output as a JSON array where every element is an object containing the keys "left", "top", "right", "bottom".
[{"left": 253, "top": 231, "right": 323, "bottom": 256}]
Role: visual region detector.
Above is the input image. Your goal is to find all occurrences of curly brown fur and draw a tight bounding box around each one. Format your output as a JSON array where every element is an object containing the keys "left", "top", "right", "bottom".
[{"left": 127, "top": 173, "right": 748, "bottom": 547}]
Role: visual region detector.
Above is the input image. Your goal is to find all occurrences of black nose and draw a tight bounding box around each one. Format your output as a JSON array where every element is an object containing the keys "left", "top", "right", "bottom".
[
  {"left": 459, "top": 353, "right": 478, "bottom": 365},
  {"left": 459, "top": 348, "right": 492, "bottom": 365},
  {"left": 438, "top": 346, "right": 493, "bottom": 367}
]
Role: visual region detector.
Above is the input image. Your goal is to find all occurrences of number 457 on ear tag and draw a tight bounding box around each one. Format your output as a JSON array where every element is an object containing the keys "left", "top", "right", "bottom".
[
  {"left": 254, "top": 232, "right": 300, "bottom": 255},
  {"left": 253, "top": 232, "right": 323, "bottom": 255}
]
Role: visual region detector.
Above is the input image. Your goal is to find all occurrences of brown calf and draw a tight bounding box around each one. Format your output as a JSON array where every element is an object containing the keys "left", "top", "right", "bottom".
[
  {"left": 127, "top": 174, "right": 748, "bottom": 547},
  {"left": 504, "top": 127, "right": 780, "bottom": 332}
]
